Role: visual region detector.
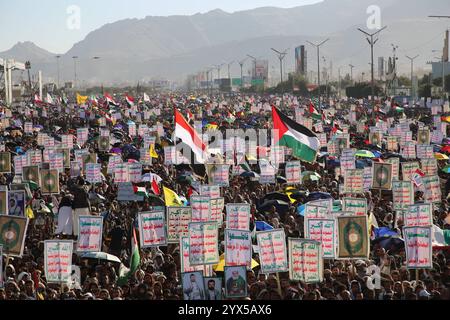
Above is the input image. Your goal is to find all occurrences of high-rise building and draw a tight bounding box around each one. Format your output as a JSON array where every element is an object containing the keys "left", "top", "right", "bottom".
[{"left": 295, "top": 45, "right": 307, "bottom": 76}]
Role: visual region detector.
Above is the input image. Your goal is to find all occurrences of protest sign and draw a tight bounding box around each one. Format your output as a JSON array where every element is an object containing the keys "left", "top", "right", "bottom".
[
  {"left": 305, "top": 219, "right": 336, "bottom": 259},
  {"left": 422, "top": 175, "right": 441, "bottom": 203},
  {"left": 199, "top": 185, "right": 220, "bottom": 199},
  {"left": 387, "top": 136, "right": 398, "bottom": 152},
  {"left": 225, "top": 203, "right": 250, "bottom": 230},
  {"left": 401, "top": 143, "right": 416, "bottom": 160},
  {"left": 416, "top": 145, "right": 434, "bottom": 160},
  {"left": 417, "top": 129, "right": 430, "bottom": 145},
  {"left": 363, "top": 166, "right": 372, "bottom": 191},
  {"left": 77, "top": 216, "right": 103, "bottom": 252},
  {"left": 188, "top": 222, "right": 219, "bottom": 265},
  {"left": 403, "top": 226, "right": 433, "bottom": 269},
  {"left": 256, "top": 229, "right": 288, "bottom": 274},
  {"left": 285, "top": 161, "right": 301, "bottom": 184},
  {"left": 288, "top": 239, "right": 323, "bottom": 283},
  {"left": 85, "top": 163, "right": 102, "bottom": 184},
  {"left": 167, "top": 206, "right": 192, "bottom": 243},
  {"left": 40, "top": 169, "right": 60, "bottom": 194},
  {"left": 224, "top": 229, "right": 252, "bottom": 268},
  {"left": 117, "top": 182, "right": 144, "bottom": 202},
  {"left": 343, "top": 169, "right": 364, "bottom": 194},
  {"left": 0, "top": 152, "right": 11, "bottom": 173},
  {"left": 342, "top": 198, "right": 367, "bottom": 216},
  {"left": 420, "top": 159, "right": 437, "bottom": 176},
  {"left": 0, "top": 215, "right": 28, "bottom": 257},
  {"left": 44, "top": 240, "right": 73, "bottom": 283},
  {"left": 405, "top": 203, "right": 433, "bottom": 227},
  {"left": 337, "top": 216, "right": 369, "bottom": 259},
  {"left": 191, "top": 196, "right": 211, "bottom": 222},
  {"left": 392, "top": 180, "right": 414, "bottom": 211},
  {"left": 259, "top": 160, "right": 276, "bottom": 184},
  {"left": 138, "top": 211, "right": 167, "bottom": 247},
  {"left": 114, "top": 163, "right": 130, "bottom": 183},
  {"left": 385, "top": 158, "right": 399, "bottom": 181},
  {"left": 8, "top": 190, "right": 25, "bottom": 216},
  {"left": 179, "top": 236, "right": 208, "bottom": 273},
  {"left": 210, "top": 198, "right": 225, "bottom": 225},
  {"left": 401, "top": 162, "right": 419, "bottom": 181},
  {"left": 128, "top": 163, "right": 142, "bottom": 183},
  {"left": 304, "top": 204, "right": 328, "bottom": 219},
  {"left": 210, "top": 164, "right": 230, "bottom": 187},
  {"left": 372, "top": 163, "right": 393, "bottom": 190},
  {"left": 164, "top": 146, "right": 176, "bottom": 165}
]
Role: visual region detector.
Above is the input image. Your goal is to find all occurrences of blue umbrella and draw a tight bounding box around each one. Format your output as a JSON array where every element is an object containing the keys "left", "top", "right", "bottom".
[
  {"left": 371, "top": 150, "right": 382, "bottom": 158},
  {"left": 297, "top": 204, "right": 305, "bottom": 216},
  {"left": 240, "top": 171, "right": 259, "bottom": 178},
  {"left": 255, "top": 221, "right": 274, "bottom": 231}
]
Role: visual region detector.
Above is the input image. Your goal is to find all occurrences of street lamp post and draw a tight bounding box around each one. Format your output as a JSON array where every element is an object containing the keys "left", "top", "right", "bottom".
[
  {"left": 247, "top": 55, "right": 257, "bottom": 84},
  {"left": 72, "top": 56, "right": 78, "bottom": 89},
  {"left": 92, "top": 56, "right": 101, "bottom": 92},
  {"left": 349, "top": 64, "right": 355, "bottom": 84},
  {"left": 238, "top": 58, "right": 248, "bottom": 90},
  {"left": 405, "top": 55, "right": 419, "bottom": 100},
  {"left": 227, "top": 61, "right": 234, "bottom": 80},
  {"left": 270, "top": 47, "right": 289, "bottom": 84},
  {"left": 307, "top": 39, "right": 329, "bottom": 101},
  {"left": 357, "top": 26, "right": 388, "bottom": 102}
]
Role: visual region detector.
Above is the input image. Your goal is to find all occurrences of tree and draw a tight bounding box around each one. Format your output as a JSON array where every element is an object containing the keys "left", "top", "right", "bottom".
[{"left": 432, "top": 74, "right": 450, "bottom": 92}]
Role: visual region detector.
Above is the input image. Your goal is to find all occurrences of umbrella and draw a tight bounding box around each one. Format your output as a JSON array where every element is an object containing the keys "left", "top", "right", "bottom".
[
  {"left": 213, "top": 254, "right": 259, "bottom": 272},
  {"left": 240, "top": 171, "right": 259, "bottom": 178},
  {"left": 440, "top": 145, "right": 450, "bottom": 153},
  {"left": 371, "top": 150, "right": 382, "bottom": 158},
  {"left": 255, "top": 221, "right": 274, "bottom": 231},
  {"left": 110, "top": 147, "right": 122, "bottom": 154},
  {"left": 257, "top": 200, "right": 290, "bottom": 213},
  {"left": 305, "top": 192, "right": 333, "bottom": 202},
  {"left": 81, "top": 252, "right": 121, "bottom": 263},
  {"left": 276, "top": 176, "right": 287, "bottom": 183},
  {"left": 355, "top": 150, "right": 375, "bottom": 158},
  {"left": 435, "top": 153, "right": 449, "bottom": 160},
  {"left": 263, "top": 192, "right": 291, "bottom": 203},
  {"left": 301, "top": 171, "right": 321, "bottom": 181},
  {"left": 443, "top": 165, "right": 450, "bottom": 173},
  {"left": 176, "top": 174, "right": 195, "bottom": 184}
]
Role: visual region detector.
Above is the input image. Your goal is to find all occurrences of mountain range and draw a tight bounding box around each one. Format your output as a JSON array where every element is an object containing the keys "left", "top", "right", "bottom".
[{"left": 1, "top": 0, "right": 449, "bottom": 86}]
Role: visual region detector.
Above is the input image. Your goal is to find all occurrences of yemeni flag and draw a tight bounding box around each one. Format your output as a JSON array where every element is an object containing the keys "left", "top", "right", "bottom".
[
  {"left": 34, "top": 94, "right": 43, "bottom": 104},
  {"left": 45, "top": 93, "right": 54, "bottom": 105},
  {"left": 272, "top": 106, "right": 320, "bottom": 163},
  {"left": 118, "top": 226, "right": 141, "bottom": 285},
  {"left": 104, "top": 93, "right": 119, "bottom": 107},
  {"left": 151, "top": 178, "right": 160, "bottom": 195},
  {"left": 125, "top": 94, "right": 135, "bottom": 107},
  {"left": 309, "top": 101, "right": 323, "bottom": 121},
  {"left": 175, "top": 108, "right": 206, "bottom": 164}
]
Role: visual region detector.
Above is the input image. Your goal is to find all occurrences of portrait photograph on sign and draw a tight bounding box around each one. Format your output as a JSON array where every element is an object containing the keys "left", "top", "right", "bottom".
[
  {"left": 203, "top": 277, "right": 223, "bottom": 300},
  {"left": 182, "top": 271, "right": 205, "bottom": 301},
  {"left": 224, "top": 266, "right": 247, "bottom": 299}
]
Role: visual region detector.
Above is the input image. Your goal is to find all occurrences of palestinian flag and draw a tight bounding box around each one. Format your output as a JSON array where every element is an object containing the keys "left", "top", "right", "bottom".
[
  {"left": 118, "top": 226, "right": 141, "bottom": 285},
  {"left": 125, "top": 94, "right": 135, "bottom": 107},
  {"left": 133, "top": 186, "right": 148, "bottom": 198},
  {"left": 45, "top": 93, "right": 54, "bottom": 105},
  {"left": 272, "top": 106, "right": 320, "bottom": 163},
  {"left": 432, "top": 225, "right": 450, "bottom": 248},
  {"left": 104, "top": 93, "right": 119, "bottom": 107},
  {"left": 309, "top": 102, "right": 323, "bottom": 121}
]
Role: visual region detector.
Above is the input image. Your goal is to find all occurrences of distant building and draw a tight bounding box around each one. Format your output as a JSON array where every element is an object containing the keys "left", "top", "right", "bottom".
[{"left": 295, "top": 46, "right": 307, "bottom": 76}]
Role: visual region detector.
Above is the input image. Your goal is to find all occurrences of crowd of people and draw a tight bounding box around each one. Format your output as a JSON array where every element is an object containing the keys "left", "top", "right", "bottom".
[{"left": 0, "top": 92, "right": 449, "bottom": 301}]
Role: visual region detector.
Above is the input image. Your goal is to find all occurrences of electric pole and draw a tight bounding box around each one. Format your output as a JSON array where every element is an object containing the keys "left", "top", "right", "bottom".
[
  {"left": 307, "top": 39, "right": 329, "bottom": 101},
  {"left": 238, "top": 58, "right": 248, "bottom": 90},
  {"left": 271, "top": 47, "right": 289, "bottom": 84},
  {"left": 357, "top": 26, "right": 387, "bottom": 102}
]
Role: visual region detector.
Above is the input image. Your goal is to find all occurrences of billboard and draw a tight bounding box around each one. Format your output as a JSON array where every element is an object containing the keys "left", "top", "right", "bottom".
[
  {"left": 253, "top": 60, "right": 269, "bottom": 81},
  {"left": 295, "top": 46, "right": 307, "bottom": 76}
]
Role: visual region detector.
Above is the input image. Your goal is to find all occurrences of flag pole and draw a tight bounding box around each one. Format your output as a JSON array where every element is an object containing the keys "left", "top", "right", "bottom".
[{"left": 276, "top": 272, "right": 282, "bottom": 297}]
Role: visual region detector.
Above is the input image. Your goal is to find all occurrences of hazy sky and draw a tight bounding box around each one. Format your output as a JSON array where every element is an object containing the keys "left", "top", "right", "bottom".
[{"left": 0, "top": 0, "right": 322, "bottom": 53}]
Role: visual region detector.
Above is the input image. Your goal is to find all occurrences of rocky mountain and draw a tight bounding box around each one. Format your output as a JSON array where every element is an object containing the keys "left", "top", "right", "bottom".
[{"left": 2, "top": 0, "right": 449, "bottom": 85}]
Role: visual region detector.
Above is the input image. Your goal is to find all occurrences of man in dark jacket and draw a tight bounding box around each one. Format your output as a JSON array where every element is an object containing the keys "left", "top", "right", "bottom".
[{"left": 68, "top": 177, "right": 91, "bottom": 237}]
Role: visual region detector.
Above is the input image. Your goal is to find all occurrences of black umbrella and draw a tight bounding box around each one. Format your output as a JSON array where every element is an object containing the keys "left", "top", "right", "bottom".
[
  {"left": 257, "top": 200, "right": 290, "bottom": 213},
  {"left": 263, "top": 192, "right": 291, "bottom": 203}
]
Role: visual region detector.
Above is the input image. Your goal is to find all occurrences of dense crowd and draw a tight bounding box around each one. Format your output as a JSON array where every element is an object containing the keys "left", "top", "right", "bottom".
[{"left": 0, "top": 92, "right": 449, "bottom": 301}]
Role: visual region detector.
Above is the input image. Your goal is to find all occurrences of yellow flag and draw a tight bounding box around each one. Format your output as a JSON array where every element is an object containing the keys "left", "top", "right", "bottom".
[
  {"left": 77, "top": 93, "right": 88, "bottom": 105},
  {"left": 25, "top": 206, "right": 35, "bottom": 219},
  {"left": 150, "top": 144, "right": 158, "bottom": 158},
  {"left": 163, "top": 186, "right": 183, "bottom": 206}
]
